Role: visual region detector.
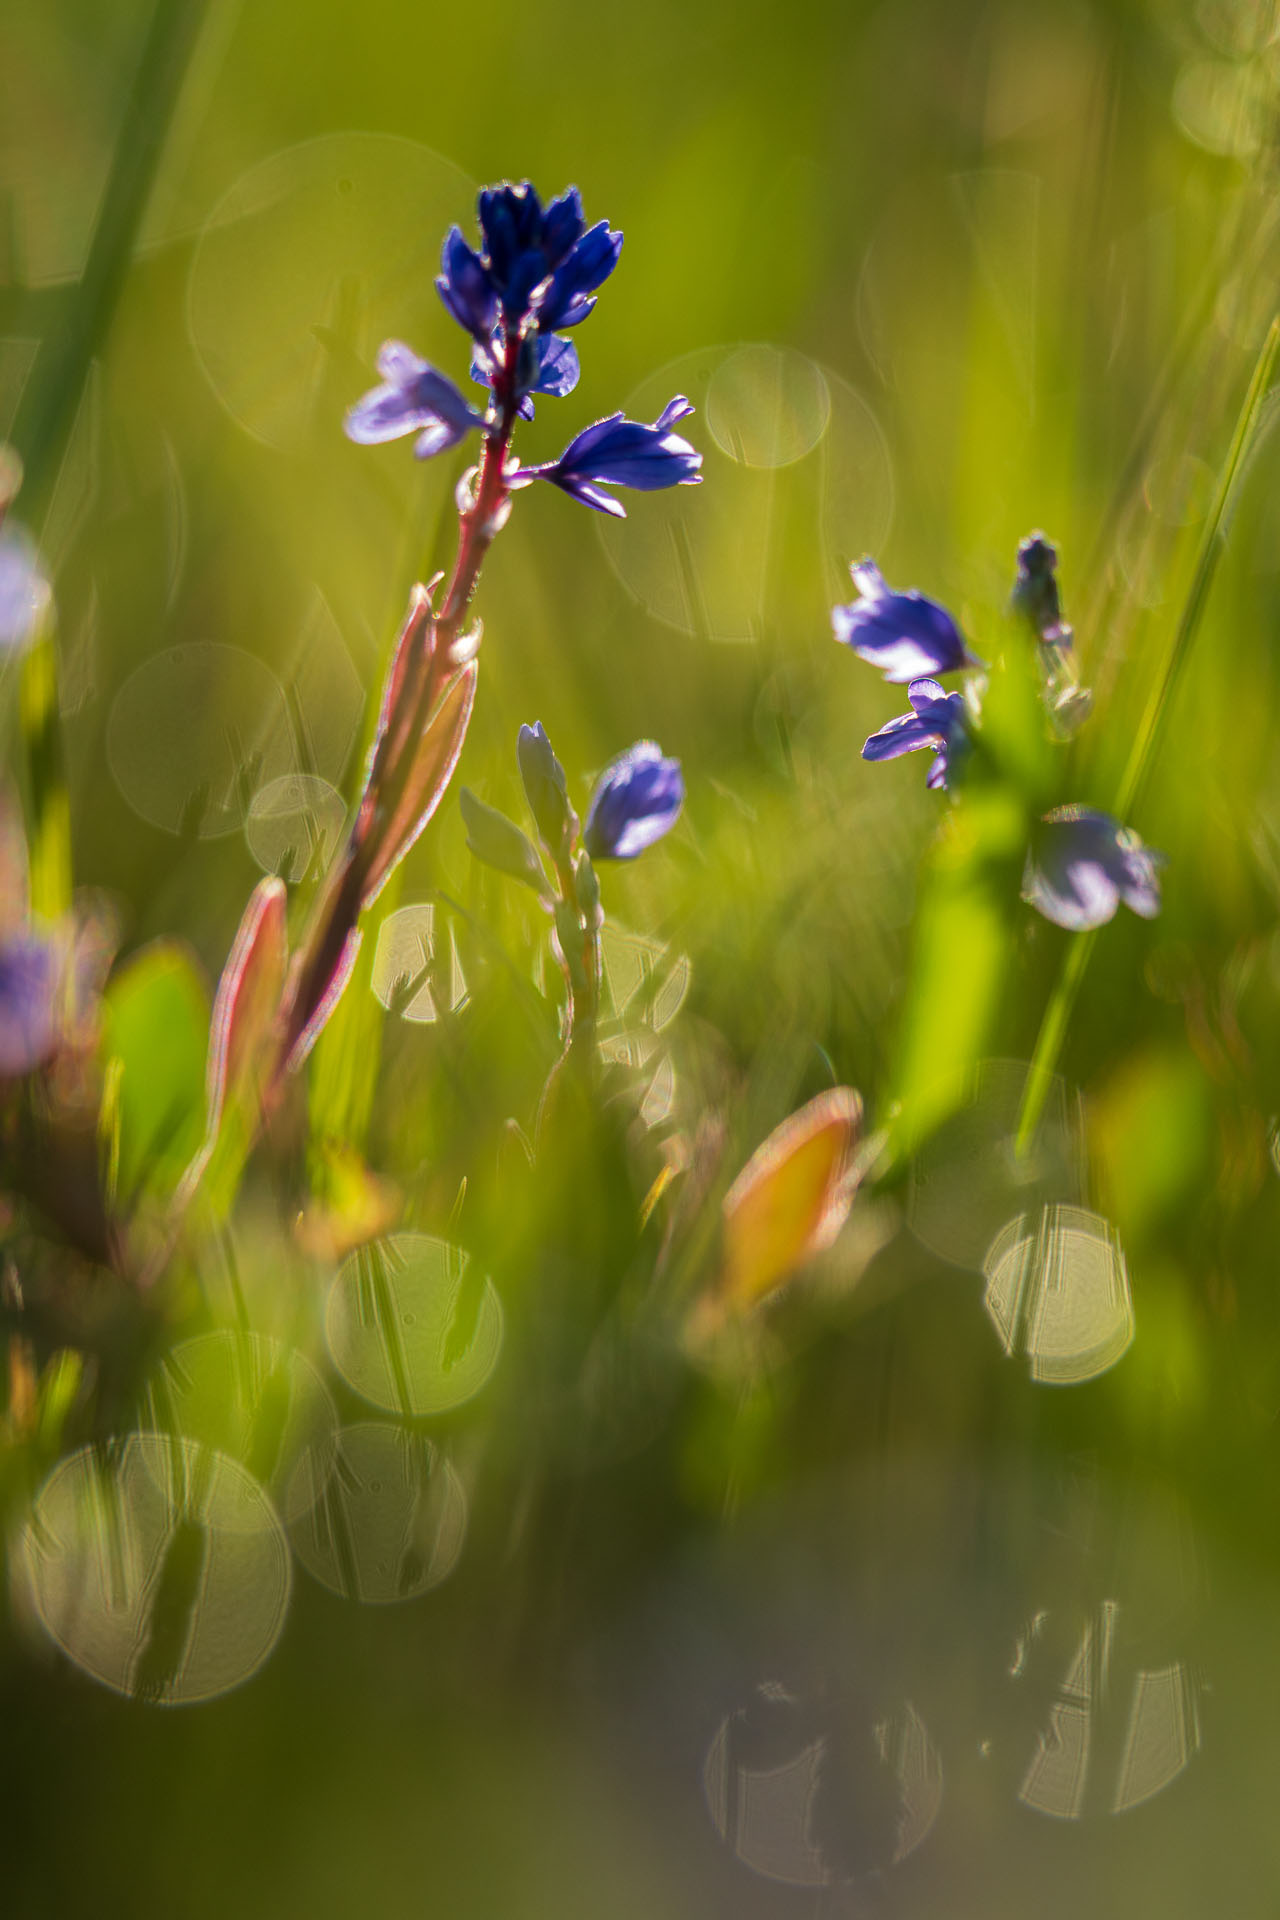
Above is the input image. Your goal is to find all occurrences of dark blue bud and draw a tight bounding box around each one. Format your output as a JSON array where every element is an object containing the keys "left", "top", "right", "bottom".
[{"left": 1010, "top": 529, "right": 1072, "bottom": 648}]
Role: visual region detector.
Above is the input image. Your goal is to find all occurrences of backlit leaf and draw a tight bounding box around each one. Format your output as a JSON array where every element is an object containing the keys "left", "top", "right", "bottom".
[{"left": 717, "top": 1086, "right": 863, "bottom": 1314}]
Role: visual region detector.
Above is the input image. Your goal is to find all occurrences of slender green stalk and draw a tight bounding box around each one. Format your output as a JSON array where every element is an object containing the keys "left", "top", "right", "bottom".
[
  {"left": 14, "top": 0, "right": 212, "bottom": 520},
  {"left": 1016, "top": 315, "right": 1280, "bottom": 1157},
  {"left": 1114, "top": 315, "right": 1280, "bottom": 821},
  {"left": 13, "top": 0, "right": 212, "bottom": 915}
]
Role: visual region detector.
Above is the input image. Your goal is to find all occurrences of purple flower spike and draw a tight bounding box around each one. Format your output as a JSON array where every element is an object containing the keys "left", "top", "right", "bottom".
[
  {"left": 0, "top": 526, "right": 51, "bottom": 652},
  {"left": 344, "top": 341, "right": 486, "bottom": 459},
  {"left": 833, "top": 560, "right": 983, "bottom": 682},
  {"left": 0, "top": 929, "right": 59, "bottom": 1077},
  {"left": 520, "top": 398, "right": 702, "bottom": 517},
  {"left": 433, "top": 181, "right": 622, "bottom": 348},
  {"left": 862, "top": 678, "right": 968, "bottom": 791},
  {"left": 584, "top": 742, "right": 684, "bottom": 860},
  {"left": 1023, "top": 806, "right": 1163, "bottom": 931}
]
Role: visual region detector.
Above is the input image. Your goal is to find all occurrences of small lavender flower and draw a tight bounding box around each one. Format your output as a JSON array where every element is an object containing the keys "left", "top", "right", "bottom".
[
  {"left": 833, "top": 560, "right": 983, "bottom": 682},
  {"left": 583, "top": 743, "right": 684, "bottom": 859},
  {"left": 862, "top": 678, "right": 969, "bottom": 791},
  {"left": 1010, "top": 531, "right": 1072, "bottom": 649},
  {"left": 437, "top": 183, "right": 622, "bottom": 341},
  {"left": 344, "top": 341, "right": 486, "bottom": 458},
  {"left": 0, "top": 526, "right": 51, "bottom": 652},
  {"left": 0, "top": 929, "right": 59, "bottom": 1077},
  {"left": 1023, "top": 806, "right": 1163, "bottom": 931},
  {"left": 519, "top": 398, "right": 703, "bottom": 517}
]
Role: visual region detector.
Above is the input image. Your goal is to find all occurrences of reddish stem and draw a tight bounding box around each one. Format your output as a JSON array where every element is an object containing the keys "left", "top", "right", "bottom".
[{"left": 279, "top": 325, "right": 526, "bottom": 1065}]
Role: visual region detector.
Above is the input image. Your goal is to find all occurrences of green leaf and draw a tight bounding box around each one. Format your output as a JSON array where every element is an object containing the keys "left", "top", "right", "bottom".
[
  {"left": 102, "top": 942, "right": 210, "bottom": 1210},
  {"left": 459, "top": 789, "right": 550, "bottom": 893}
]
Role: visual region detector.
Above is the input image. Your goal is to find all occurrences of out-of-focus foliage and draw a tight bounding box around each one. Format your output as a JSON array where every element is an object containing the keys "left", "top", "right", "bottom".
[{"left": 5, "top": 0, "right": 1280, "bottom": 1914}]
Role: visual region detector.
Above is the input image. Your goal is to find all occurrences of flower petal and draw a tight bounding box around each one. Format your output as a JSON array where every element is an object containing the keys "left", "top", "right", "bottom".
[
  {"left": 833, "top": 559, "right": 981, "bottom": 681},
  {"left": 1023, "top": 808, "right": 1163, "bottom": 931},
  {"left": 861, "top": 712, "right": 940, "bottom": 762},
  {"left": 345, "top": 349, "right": 484, "bottom": 454},
  {"left": 584, "top": 743, "right": 684, "bottom": 860},
  {"left": 539, "top": 220, "right": 624, "bottom": 330}
]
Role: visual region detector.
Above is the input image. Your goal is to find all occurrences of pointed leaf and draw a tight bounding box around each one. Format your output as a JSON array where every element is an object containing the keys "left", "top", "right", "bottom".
[
  {"left": 286, "top": 926, "right": 363, "bottom": 1071},
  {"left": 363, "top": 585, "right": 436, "bottom": 803},
  {"left": 205, "top": 876, "right": 288, "bottom": 1135},
  {"left": 360, "top": 661, "right": 477, "bottom": 906},
  {"left": 102, "top": 943, "right": 210, "bottom": 1209},
  {"left": 459, "top": 788, "right": 550, "bottom": 893},
  {"left": 718, "top": 1087, "right": 863, "bottom": 1313}
]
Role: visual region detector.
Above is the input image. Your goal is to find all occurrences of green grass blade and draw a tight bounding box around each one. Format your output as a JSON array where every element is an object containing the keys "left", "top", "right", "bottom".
[{"left": 1017, "top": 315, "right": 1280, "bottom": 1157}]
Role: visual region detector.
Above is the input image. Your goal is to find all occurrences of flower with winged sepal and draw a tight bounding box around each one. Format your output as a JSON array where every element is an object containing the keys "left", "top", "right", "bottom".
[
  {"left": 584, "top": 743, "right": 684, "bottom": 859},
  {"left": 833, "top": 559, "right": 983, "bottom": 682},
  {"left": 1023, "top": 806, "right": 1163, "bottom": 931},
  {"left": 862, "top": 678, "right": 969, "bottom": 790},
  {"left": 344, "top": 341, "right": 486, "bottom": 459},
  {"left": 517, "top": 398, "right": 703, "bottom": 517}
]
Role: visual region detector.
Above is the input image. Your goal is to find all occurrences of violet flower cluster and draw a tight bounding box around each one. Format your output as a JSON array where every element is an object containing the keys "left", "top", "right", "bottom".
[
  {"left": 834, "top": 558, "right": 979, "bottom": 797},
  {"left": 345, "top": 182, "right": 702, "bottom": 518},
  {"left": 834, "top": 542, "right": 1164, "bottom": 932}
]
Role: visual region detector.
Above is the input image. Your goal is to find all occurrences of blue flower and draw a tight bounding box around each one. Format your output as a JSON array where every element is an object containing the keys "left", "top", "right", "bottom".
[
  {"left": 0, "top": 928, "right": 58, "bottom": 1077},
  {"left": 584, "top": 743, "right": 684, "bottom": 860},
  {"left": 471, "top": 331, "right": 580, "bottom": 421},
  {"left": 0, "top": 526, "right": 50, "bottom": 652},
  {"left": 437, "top": 183, "right": 622, "bottom": 341},
  {"left": 1010, "top": 531, "right": 1072, "bottom": 648},
  {"left": 518, "top": 398, "right": 703, "bottom": 517},
  {"left": 862, "top": 678, "right": 968, "bottom": 791},
  {"left": 1023, "top": 807, "right": 1163, "bottom": 931},
  {"left": 833, "top": 560, "right": 983, "bottom": 682},
  {"left": 344, "top": 341, "right": 486, "bottom": 458}
]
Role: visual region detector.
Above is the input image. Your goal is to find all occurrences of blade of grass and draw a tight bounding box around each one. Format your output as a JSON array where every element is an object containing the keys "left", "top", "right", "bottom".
[
  {"left": 1017, "top": 315, "right": 1280, "bottom": 1158},
  {"left": 12, "top": 0, "right": 212, "bottom": 915}
]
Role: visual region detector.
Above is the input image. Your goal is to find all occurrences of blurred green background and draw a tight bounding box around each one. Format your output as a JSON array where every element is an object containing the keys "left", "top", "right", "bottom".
[{"left": 6, "top": 0, "right": 1280, "bottom": 1912}]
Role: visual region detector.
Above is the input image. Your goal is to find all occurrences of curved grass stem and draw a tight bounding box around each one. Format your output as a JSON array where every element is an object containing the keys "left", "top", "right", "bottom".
[{"left": 1016, "top": 315, "right": 1280, "bottom": 1158}]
